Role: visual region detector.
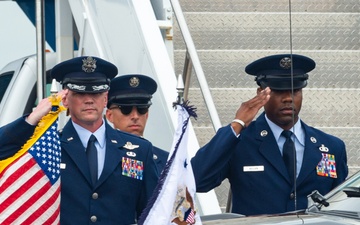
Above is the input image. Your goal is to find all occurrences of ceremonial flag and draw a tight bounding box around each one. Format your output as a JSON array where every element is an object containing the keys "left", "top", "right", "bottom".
[
  {"left": 0, "top": 97, "right": 65, "bottom": 225},
  {"left": 138, "top": 102, "right": 202, "bottom": 225}
]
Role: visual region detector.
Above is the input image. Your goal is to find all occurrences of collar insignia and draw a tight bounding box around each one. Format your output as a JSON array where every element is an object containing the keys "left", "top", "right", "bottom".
[
  {"left": 260, "top": 130, "right": 268, "bottom": 137},
  {"left": 310, "top": 137, "right": 317, "bottom": 143}
]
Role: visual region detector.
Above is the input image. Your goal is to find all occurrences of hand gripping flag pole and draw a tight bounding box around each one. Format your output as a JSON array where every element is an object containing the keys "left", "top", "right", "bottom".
[{"left": 0, "top": 79, "right": 66, "bottom": 224}]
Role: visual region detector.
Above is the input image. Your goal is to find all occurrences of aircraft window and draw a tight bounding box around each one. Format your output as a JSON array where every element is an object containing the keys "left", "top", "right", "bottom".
[{"left": 0, "top": 72, "right": 14, "bottom": 104}]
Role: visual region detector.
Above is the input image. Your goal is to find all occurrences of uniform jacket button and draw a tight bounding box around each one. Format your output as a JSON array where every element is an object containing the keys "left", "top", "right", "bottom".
[
  {"left": 153, "top": 154, "right": 158, "bottom": 160},
  {"left": 92, "top": 192, "right": 99, "bottom": 199},
  {"left": 90, "top": 215, "right": 97, "bottom": 222},
  {"left": 290, "top": 192, "right": 295, "bottom": 199}
]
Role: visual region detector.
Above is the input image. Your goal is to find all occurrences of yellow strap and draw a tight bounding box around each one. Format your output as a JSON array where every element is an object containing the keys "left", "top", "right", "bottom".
[{"left": 0, "top": 95, "right": 66, "bottom": 173}]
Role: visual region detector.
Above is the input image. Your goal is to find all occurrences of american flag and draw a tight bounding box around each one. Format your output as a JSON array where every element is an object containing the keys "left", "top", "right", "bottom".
[
  {"left": 186, "top": 209, "right": 195, "bottom": 224},
  {"left": 0, "top": 108, "right": 62, "bottom": 225}
]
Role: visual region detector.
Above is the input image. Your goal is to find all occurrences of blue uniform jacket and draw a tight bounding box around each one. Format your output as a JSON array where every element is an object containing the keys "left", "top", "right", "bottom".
[
  {"left": 152, "top": 146, "right": 169, "bottom": 174},
  {"left": 0, "top": 117, "right": 159, "bottom": 225},
  {"left": 191, "top": 112, "right": 348, "bottom": 216}
]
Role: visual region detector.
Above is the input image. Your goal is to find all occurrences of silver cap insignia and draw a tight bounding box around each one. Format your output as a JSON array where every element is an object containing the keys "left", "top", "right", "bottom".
[
  {"left": 279, "top": 57, "right": 292, "bottom": 69},
  {"left": 67, "top": 83, "right": 86, "bottom": 91},
  {"left": 82, "top": 56, "right": 97, "bottom": 73},
  {"left": 92, "top": 84, "right": 109, "bottom": 91},
  {"left": 129, "top": 77, "right": 140, "bottom": 87}
]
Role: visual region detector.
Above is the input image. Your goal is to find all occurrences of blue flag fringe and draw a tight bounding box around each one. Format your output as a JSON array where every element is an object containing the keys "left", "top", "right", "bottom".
[
  {"left": 173, "top": 100, "right": 197, "bottom": 121},
  {"left": 137, "top": 101, "right": 197, "bottom": 224}
]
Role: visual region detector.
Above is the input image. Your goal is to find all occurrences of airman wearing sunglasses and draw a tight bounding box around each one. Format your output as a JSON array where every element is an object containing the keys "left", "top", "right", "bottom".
[
  {"left": 106, "top": 74, "right": 169, "bottom": 174},
  {"left": 191, "top": 54, "right": 348, "bottom": 216}
]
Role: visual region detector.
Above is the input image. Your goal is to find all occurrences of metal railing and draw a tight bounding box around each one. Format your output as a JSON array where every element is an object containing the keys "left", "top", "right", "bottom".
[{"left": 169, "top": 0, "right": 222, "bottom": 132}]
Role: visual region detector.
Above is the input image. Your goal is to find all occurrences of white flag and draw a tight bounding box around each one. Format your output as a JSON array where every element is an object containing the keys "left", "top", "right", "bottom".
[{"left": 138, "top": 103, "right": 202, "bottom": 225}]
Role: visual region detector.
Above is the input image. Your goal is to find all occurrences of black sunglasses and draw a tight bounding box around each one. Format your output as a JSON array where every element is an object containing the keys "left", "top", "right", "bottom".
[{"left": 110, "top": 105, "right": 149, "bottom": 115}]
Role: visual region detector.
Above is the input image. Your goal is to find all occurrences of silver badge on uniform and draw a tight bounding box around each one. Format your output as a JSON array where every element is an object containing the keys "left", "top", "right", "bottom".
[
  {"left": 67, "top": 84, "right": 86, "bottom": 91},
  {"left": 127, "top": 151, "right": 137, "bottom": 157},
  {"left": 310, "top": 137, "right": 317, "bottom": 143},
  {"left": 92, "top": 84, "right": 109, "bottom": 91},
  {"left": 319, "top": 144, "right": 329, "bottom": 152},
  {"left": 260, "top": 130, "right": 268, "bottom": 137},
  {"left": 123, "top": 141, "right": 139, "bottom": 150},
  {"left": 67, "top": 137, "right": 74, "bottom": 141}
]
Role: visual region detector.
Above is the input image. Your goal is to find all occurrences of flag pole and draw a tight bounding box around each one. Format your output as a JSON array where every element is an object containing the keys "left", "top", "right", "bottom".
[{"left": 176, "top": 74, "right": 185, "bottom": 104}]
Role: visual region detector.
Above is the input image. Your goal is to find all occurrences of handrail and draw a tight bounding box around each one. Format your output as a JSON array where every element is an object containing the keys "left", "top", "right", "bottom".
[{"left": 169, "top": 0, "right": 222, "bottom": 131}]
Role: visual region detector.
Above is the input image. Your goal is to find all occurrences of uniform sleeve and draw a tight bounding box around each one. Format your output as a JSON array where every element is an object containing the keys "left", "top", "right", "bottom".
[
  {"left": 136, "top": 142, "right": 159, "bottom": 219},
  {"left": 0, "top": 117, "right": 36, "bottom": 160},
  {"left": 333, "top": 139, "right": 348, "bottom": 188},
  {"left": 191, "top": 125, "right": 240, "bottom": 192}
]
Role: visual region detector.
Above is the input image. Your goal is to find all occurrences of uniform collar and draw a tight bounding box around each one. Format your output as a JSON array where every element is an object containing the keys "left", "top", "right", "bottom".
[
  {"left": 265, "top": 114, "right": 305, "bottom": 146},
  {"left": 72, "top": 119, "right": 106, "bottom": 148}
]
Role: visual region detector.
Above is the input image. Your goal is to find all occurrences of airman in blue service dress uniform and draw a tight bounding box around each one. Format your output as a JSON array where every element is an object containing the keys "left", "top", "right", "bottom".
[
  {"left": 0, "top": 56, "right": 159, "bottom": 224},
  {"left": 106, "top": 74, "right": 169, "bottom": 174},
  {"left": 191, "top": 54, "right": 348, "bottom": 216}
]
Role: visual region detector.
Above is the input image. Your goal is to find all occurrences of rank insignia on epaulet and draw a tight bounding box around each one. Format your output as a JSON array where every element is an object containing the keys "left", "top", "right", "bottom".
[{"left": 123, "top": 141, "right": 139, "bottom": 150}]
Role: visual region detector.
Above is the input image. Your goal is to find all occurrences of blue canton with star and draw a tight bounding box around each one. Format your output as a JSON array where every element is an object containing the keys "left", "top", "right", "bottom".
[{"left": 28, "top": 120, "right": 61, "bottom": 185}]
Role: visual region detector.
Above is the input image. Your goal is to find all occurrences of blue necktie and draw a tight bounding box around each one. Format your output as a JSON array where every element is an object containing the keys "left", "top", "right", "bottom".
[
  {"left": 86, "top": 134, "right": 98, "bottom": 185},
  {"left": 282, "top": 130, "right": 296, "bottom": 184}
]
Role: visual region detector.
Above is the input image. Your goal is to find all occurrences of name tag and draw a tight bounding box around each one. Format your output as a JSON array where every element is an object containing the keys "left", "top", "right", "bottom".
[{"left": 243, "top": 165, "right": 264, "bottom": 172}]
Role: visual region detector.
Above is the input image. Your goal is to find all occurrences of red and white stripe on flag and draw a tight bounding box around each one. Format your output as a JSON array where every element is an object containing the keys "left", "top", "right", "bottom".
[
  {"left": 186, "top": 209, "right": 195, "bottom": 224},
  {"left": 0, "top": 118, "right": 61, "bottom": 225}
]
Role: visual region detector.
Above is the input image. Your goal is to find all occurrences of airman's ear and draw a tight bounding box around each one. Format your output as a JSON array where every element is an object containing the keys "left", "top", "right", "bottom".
[
  {"left": 104, "top": 92, "right": 108, "bottom": 108},
  {"left": 105, "top": 109, "right": 114, "bottom": 123}
]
